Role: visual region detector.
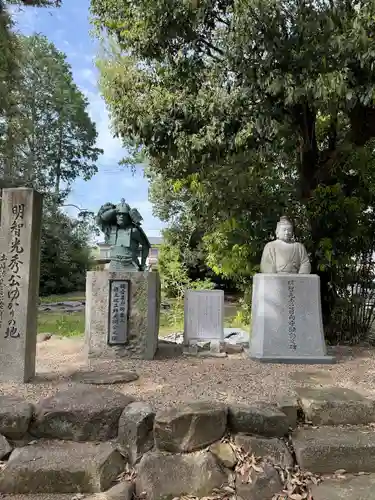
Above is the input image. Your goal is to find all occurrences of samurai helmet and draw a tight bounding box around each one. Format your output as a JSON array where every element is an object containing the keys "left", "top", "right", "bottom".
[{"left": 116, "top": 198, "right": 130, "bottom": 214}]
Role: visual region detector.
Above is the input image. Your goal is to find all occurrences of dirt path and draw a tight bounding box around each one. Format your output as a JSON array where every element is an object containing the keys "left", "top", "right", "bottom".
[{"left": 1, "top": 337, "right": 375, "bottom": 409}]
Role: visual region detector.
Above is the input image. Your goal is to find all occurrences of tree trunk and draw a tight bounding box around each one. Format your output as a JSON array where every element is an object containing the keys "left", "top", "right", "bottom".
[{"left": 295, "top": 102, "right": 337, "bottom": 329}]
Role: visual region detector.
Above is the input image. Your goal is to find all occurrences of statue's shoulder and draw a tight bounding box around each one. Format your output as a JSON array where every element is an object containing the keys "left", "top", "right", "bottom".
[
  {"left": 294, "top": 241, "right": 308, "bottom": 252},
  {"left": 263, "top": 240, "right": 276, "bottom": 250}
]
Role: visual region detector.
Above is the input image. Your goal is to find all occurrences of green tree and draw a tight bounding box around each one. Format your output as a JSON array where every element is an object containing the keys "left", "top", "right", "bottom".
[
  {"left": 92, "top": 0, "right": 375, "bottom": 329},
  {"left": 0, "top": 0, "right": 62, "bottom": 186},
  {"left": 39, "top": 207, "right": 93, "bottom": 296},
  {"left": 1, "top": 34, "right": 102, "bottom": 204}
]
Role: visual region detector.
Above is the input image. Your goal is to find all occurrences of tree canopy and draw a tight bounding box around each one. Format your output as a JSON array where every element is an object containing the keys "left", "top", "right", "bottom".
[
  {"left": 13, "top": 35, "right": 102, "bottom": 204},
  {"left": 92, "top": 0, "right": 375, "bottom": 331},
  {"left": 1, "top": 27, "right": 101, "bottom": 294}
]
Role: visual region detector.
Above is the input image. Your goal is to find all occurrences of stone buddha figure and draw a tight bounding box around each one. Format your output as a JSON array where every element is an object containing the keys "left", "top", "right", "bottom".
[{"left": 260, "top": 216, "right": 311, "bottom": 274}]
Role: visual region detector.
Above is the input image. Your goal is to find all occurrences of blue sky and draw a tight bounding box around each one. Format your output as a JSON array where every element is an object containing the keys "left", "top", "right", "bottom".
[{"left": 10, "top": 0, "right": 164, "bottom": 238}]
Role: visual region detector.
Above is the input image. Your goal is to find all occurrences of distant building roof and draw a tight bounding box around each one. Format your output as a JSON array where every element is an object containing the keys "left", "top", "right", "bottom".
[{"left": 149, "top": 236, "right": 163, "bottom": 245}]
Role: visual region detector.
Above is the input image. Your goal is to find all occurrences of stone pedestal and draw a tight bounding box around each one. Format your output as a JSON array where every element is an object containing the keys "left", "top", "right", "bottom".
[
  {"left": 85, "top": 271, "right": 160, "bottom": 361},
  {"left": 250, "top": 274, "right": 334, "bottom": 364},
  {"left": 0, "top": 188, "right": 42, "bottom": 382}
]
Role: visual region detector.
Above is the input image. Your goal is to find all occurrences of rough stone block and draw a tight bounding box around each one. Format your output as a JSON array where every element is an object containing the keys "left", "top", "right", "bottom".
[
  {"left": 70, "top": 369, "right": 139, "bottom": 385},
  {"left": 236, "top": 463, "right": 283, "bottom": 500},
  {"left": 0, "top": 188, "right": 42, "bottom": 382},
  {"left": 29, "top": 385, "right": 134, "bottom": 441},
  {"left": 250, "top": 274, "right": 334, "bottom": 363},
  {"left": 0, "top": 434, "right": 12, "bottom": 460},
  {"left": 0, "top": 441, "right": 125, "bottom": 493},
  {"left": 235, "top": 434, "right": 294, "bottom": 467},
  {"left": 135, "top": 450, "right": 227, "bottom": 500},
  {"left": 293, "top": 426, "right": 375, "bottom": 473},
  {"left": 184, "top": 290, "right": 224, "bottom": 344},
  {"left": 118, "top": 401, "right": 155, "bottom": 464},
  {"left": 154, "top": 401, "right": 227, "bottom": 452},
  {"left": 296, "top": 386, "right": 375, "bottom": 425},
  {"left": 85, "top": 271, "right": 160, "bottom": 360},
  {"left": 0, "top": 395, "right": 33, "bottom": 439},
  {"left": 209, "top": 442, "right": 237, "bottom": 468},
  {"left": 228, "top": 403, "right": 289, "bottom": 437},
  {"left": 277, "top": 395, "right": 299, "bottom": 428},
  {"left": 85, "top": 481, "right": 134, "bottom": 500},
  {"left": 311, "top": 474, "right": 375, "bottom": 500}
]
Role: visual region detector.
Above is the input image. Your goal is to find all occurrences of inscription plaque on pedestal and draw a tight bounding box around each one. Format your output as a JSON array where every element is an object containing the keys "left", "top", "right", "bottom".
[{"left": 107, "top": 279, "right": 129, "bottom": 345}]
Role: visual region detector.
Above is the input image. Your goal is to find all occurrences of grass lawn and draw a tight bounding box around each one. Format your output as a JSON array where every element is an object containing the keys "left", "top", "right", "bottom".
[
  {"left": 40, "top": 292, "right": 85, "bottom": 304},
  {"left": 38, "top": 312, "right": 85, "bottom": 337},
  {"left": 37, "top": 292, "right": 247, "bottom": 338}
]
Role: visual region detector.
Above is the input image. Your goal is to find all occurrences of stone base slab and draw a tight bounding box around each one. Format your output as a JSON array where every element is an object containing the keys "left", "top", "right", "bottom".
[
  {"left": 85, "top": 270, "right": 160, "bottom": 361},
  {"left": 250, "top": 355, "right": 335, "bottom": 364},
  {"left": 250, "top": 273, "right": 333, "bottom": 363}
]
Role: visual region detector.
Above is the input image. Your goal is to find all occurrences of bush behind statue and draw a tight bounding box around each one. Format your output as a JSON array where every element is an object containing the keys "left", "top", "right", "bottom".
[{"left": 39, "top": 210, "right": 93, "bottom": 296}]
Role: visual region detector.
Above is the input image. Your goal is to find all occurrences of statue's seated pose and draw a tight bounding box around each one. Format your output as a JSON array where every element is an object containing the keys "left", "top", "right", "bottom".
[
  {"left": 96, "top": 199, "right": 151, "bottom": 272},
  {"left": 260, "top": 216, "right": 311, "bottom": 274}
]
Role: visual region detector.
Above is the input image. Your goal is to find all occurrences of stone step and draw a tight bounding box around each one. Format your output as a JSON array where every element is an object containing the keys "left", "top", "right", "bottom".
[
  {"left": 311, "top": 474, "right": 375, "bottom": 499},
  {"left": 293, "top": 426, "right": 375, "bottom": 473},
  {"left": 295, "top": 386, "right": 375, "bottom": 426},
  {"left": 0, "top": 441, "right": 126, "bottom": 494},
  {"left": 1, "top": 481, "right": 133, "bottom": 500},
  {"left": 2, "top": 496, "right": 71, "bottom": 500},
  {"left": 29, "top": 386, "right": 134, "bottom": 441}
]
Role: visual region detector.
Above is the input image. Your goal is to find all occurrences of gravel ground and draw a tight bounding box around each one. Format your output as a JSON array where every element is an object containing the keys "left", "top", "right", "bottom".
[{"left": 1, "top": 337, "right": 375, "bottom": 408}]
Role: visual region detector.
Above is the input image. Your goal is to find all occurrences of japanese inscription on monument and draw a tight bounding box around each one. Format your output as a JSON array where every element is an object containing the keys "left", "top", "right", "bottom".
[
  {"left": 108, "top": 280, "right": 129, "bottom": 345},
  {"left": 0, "top": 188, "right": 43, "bottom": 382},
  {"left": 0, "top": 253, "right": 6, "bottom": 331},
  {"left": 184, "top": 290, "right": 224, "bottom": 342},
  {"left": 5, "top": 204, "right": 25, "bottom": 339},
  {"left": 287, "top": 279, "right": 297, "bottom": 351}
]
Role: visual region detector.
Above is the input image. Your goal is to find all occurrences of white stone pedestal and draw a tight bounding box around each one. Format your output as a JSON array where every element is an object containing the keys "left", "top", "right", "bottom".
[{"left": 250, "top": 274, "right": 334, "bottom": 364}]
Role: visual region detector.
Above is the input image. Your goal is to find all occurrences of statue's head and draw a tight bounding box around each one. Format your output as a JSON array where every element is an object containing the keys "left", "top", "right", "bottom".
[
  {"left": 276, "top": 216, "right": 294, "bottom": 242},
  {"left": 115, "top": 198, "right": 131, "bottom": 227}
]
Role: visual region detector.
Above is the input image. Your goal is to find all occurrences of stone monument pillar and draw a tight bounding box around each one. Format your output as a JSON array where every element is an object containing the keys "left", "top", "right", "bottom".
[
  {"left": 0, "top": 188, "right": 42, "bottom": 382},
  {"left": 250, "top": 216, "right": 334, "bottom": 364},
  {"left": 85, "top": 200, "right": 160, "bottom": 361}
]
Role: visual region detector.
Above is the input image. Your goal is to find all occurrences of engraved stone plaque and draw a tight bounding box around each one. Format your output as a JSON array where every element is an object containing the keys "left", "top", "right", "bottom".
[
  {"left": 184, "top": 290, "right": 224, "bottom": 343},
  {"left": 108, "top": 279, "right": 129, "bottom": 345}
]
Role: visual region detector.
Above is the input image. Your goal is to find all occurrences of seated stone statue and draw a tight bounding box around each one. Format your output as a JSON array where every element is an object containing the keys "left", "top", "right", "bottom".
[{"left": 260, "top": 216, "right": 311, "bottom": 274}]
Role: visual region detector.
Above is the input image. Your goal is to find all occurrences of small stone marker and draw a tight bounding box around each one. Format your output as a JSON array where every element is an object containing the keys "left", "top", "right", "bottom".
[
  {"left": 108, "top": 279, "right": 130, "bottom": 345},
  {"left": 250, "top": 274, "right": 334, "bottom": 364},
  {"left": 0, "top": 188, "right": 42, "bottom": 382},
  {"left": 184, "top": 290, "right": 224, "bottom": 344}
]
